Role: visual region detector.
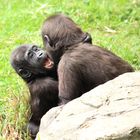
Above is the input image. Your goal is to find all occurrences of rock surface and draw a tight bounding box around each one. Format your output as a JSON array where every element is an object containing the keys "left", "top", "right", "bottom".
[{"left": 36, "top": 72, "right": 140, "bottom": 140}]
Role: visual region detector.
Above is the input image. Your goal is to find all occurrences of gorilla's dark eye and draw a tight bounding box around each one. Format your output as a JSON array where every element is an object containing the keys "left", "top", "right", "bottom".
[
  {"left": 32, "top": 45, "right": 38, "bottom": 51},
  {"left": 18, "top": 69, "right": 31, "bottom": 78},
  {"left": 28, "top": 51, "right": 33, "bottom": 58}
]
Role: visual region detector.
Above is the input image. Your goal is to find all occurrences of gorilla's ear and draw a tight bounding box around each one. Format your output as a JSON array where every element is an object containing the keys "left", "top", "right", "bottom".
[
  {"left": 44, "top": 35, "right": 52, "bottom": 48},
  {"left": 18, "top": 68, "right": 31, "bottom": 79},
  {"left": 83, "top": 32, "right": 92, "bottom": 44},
  {"left": 44, "top": 35, "right": 50, "bottom": 43}
]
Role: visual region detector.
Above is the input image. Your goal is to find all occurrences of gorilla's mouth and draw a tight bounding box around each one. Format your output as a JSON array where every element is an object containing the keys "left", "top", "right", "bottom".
[{"left": 44, "top": 57, "right": 54, "bottom": 69}]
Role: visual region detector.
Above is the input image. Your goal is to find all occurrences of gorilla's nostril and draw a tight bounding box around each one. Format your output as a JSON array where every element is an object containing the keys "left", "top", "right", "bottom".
[
  {"left": 37, "top": 51, "right": 44, "bottom": 58},
  {"left": 39, "top": 52, "right": 43, "bottom": 57}
]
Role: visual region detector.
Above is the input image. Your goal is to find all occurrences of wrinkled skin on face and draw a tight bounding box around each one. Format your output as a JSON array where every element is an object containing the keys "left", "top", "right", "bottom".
[{"left": 11, "top": 44, "right": 56, "bottom": 82}]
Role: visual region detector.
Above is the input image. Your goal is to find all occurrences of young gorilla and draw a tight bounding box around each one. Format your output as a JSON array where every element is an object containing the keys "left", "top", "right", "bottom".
[
  {"left": 42, "top": 14, "right": 92, "bottom": 65},
  {"left": 10, "top": 28, "right": 92, "bottom": 138},
  {"left": 10, "top": 44, "right": 59, "bottom": 139},
  {"left": 41, "top": 14, "right": 134, "bottom": 105},
  {"left": 10, "top": 25, "right": 92, "bottom": 137}
]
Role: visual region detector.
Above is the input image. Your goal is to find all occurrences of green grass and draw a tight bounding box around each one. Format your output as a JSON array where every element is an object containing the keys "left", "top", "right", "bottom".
[{"left": 0, "top": 0, "right": 140, "bottom": 139}]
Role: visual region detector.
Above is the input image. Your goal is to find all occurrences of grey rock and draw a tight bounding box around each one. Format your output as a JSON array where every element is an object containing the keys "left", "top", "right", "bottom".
[{"left": 36, "top": 72, "right": 140, "bottom": 140}]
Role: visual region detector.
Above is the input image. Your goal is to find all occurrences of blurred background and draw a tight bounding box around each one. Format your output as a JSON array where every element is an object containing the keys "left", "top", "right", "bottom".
[{"left": 0, "top": 0, "right": 140, "bottom": 139}]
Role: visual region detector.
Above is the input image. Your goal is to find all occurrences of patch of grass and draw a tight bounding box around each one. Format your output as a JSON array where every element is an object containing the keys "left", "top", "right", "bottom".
[{"left": 0, "top": 0, "right": 140, "bottom": 139}]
